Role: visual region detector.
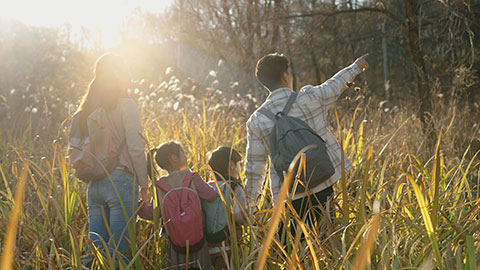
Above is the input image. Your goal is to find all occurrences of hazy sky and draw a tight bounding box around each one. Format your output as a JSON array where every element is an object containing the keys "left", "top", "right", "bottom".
[
  {"left": 0, "top": 0, "right": 171, "bottom": 26},
  {"left": 0, "top": 0, "right": 172, "bottom": 47}
]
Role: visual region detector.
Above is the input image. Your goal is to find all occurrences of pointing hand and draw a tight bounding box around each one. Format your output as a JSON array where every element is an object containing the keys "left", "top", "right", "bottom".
[{"left": 354, "top": 53, "right": 369, "bottom": 72}]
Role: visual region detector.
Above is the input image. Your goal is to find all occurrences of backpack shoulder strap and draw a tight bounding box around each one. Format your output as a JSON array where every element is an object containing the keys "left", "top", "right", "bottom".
[
  {"left": 182, "top": 171, "right": 197, "bottom": 188},
  {"left": 282, "top": 92, "right": 298, "bottom": 115},
  {"left": 258, "top": 107, "right": 276, "bottom": 121},
  {"left": 69, "top": 113, "right": 83, "bottom": 145},
  {"left": 106, "top": 109, "right": 127, "bottom": 151},
  {"left": 156, "top": 178, "right": 172, "bottom": 192},
  {"left": 226, "top": 178, "right": 239, "bottom": 191}
]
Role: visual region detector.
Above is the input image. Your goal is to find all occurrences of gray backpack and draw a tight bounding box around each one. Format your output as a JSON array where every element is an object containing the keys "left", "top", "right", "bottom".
[
  {"left": 258, "top": 92, "right": 335, "bottom": 193},
  {"left": 202, "top": 179, "right": 239, "bottom": 243}
]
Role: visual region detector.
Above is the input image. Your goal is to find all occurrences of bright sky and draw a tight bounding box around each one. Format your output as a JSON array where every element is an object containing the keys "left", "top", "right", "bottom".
[{"left": 0, "top": 0, "right": 172, "bottom": 48}]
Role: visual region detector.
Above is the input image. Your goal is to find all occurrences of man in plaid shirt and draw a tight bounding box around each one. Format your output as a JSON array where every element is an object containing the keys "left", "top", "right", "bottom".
[{"left": 245, "top": 53, "right": 369, "bottom": 228}]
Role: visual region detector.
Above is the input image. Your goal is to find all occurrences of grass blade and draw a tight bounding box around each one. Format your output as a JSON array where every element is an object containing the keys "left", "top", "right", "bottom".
[
  {"left": 465, "top": 233, "right": 476, "bottom": 270},
  {"left": 255, "top": 146, "right": 314, "bottom": 270},
  {"left": 0, "top": 162, "right": 28, "bottom": 270},
  {"left": 351, "top": 213, "right": 381, "bottom": 270},
  {"left": 431, "top": 132, "right": 441, "bottom": 228},
  {"left": 335, "top": 108, "right": 349, "bottom": 225},
  {"left": 407, "top": 174, "right": 444, "bottom": 270},
  {"left": 360, "top": 147, "right": 372, "bottom": 224}
]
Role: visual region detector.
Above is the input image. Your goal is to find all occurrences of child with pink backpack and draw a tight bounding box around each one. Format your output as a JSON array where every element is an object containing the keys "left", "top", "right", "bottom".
[{"left": 138, "top": 141, "right": 216, "bottom": 270}]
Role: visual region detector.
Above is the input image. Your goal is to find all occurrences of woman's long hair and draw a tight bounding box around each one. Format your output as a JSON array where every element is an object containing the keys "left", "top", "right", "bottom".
[{"left": 76, "top": 53, "right": 130, "bottom": 136}]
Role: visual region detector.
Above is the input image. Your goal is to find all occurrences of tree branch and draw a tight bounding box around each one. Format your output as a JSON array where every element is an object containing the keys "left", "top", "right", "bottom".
[{"left": 274, "top": 7, "right": 405, "bottom": 25}]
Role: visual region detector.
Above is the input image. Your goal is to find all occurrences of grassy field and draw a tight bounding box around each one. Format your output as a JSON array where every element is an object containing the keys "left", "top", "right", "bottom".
[{"left": 0, "top": 92, "right": 479, "bottom": 269}]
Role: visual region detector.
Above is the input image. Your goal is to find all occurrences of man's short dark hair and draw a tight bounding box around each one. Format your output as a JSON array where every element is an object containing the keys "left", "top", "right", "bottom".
[{"left": 255, "top": 53, "right": 290, "bottom": 91}]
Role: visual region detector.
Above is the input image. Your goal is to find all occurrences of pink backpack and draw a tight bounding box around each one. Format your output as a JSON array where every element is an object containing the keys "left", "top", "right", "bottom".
[
  {"left": 69, "top": 108, "right": 124, "bottom": 182},
  {"left": 156, "top": 172, "right": 205, "bottom": 253}
]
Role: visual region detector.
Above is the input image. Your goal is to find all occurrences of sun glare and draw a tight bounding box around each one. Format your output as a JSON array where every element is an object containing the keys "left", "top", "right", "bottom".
[{"left": 0, "top": 0, "right": 171, "bottom": 48}]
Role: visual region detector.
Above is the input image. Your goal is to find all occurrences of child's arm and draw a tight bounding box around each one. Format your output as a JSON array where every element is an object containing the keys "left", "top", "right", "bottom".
[
  {"left": 233, "top": 185, "right": 248, "bottom": 225},
  {"left": 138, "top": 188, "right": 162, "bottom": 221},
  {"left": 138, "top": 200, "right": 154, "bottom": 220},
  {"left": 193, "top": 175, "right": 217, "bottom": 202}
]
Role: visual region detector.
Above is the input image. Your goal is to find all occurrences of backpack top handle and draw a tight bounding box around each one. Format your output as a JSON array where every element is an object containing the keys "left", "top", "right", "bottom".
[{"left": 155, "top": 171, "right": 197, "bottom": 192}]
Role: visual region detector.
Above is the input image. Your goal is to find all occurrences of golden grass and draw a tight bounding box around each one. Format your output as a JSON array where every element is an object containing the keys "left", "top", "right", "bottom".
[
  {"left": 0, "top": 162, "right": 28, "bottom": 270},
  {"left": 0, "top": 96, "right": 479, "bottom": 269}
]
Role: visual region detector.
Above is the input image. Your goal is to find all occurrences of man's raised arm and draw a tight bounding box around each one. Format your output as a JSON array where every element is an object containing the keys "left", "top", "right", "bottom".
[{"left": 302, "top": 54, "right": 369, "bottom": 107}]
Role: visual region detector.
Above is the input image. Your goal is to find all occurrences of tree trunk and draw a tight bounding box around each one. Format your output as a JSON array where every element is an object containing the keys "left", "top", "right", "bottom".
[
  {"left": 287, "top": 45, "right": 297, "bottom": 91},
  {"left": 309, "top": 42, "right": 322, "bottom": 85},
  {"left": 402, "top": 0, "right": 436, "bottom": 145},
  {"left": 308, "top": 0, "right": 321, "bottom": 85},
  {"left": 382, "top": 21, "right": 391, "bottom": 101},
  {"left": 331, "top": 0, "right": 338, "bottom": 69},
  {"left": 271, "top": 0, "right": 282, "bottom": 51},
  {"left": 284, "top": 1, "right": 296, "bottom": 90}
]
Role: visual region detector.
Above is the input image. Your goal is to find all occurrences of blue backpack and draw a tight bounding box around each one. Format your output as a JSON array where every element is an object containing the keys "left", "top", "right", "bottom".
[
  {"left": 258, "top": 92, "right": 335, "bottom": 193},
  {"left": 202, "top": 179, "right": 239, "bottom": 243}
]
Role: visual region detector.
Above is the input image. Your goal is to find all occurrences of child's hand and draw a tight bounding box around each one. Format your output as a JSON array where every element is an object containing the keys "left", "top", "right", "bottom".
[{"left": 139, "top": 187, "right": 148, "bottom": 201}]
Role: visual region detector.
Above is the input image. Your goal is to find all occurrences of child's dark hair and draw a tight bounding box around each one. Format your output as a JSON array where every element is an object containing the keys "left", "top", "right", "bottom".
[
  {"left": 147, "top": 141, "right": 183, "bottom": 179},
  {"left": 207, "top": 146, "right": 242, "bottom": 180}
]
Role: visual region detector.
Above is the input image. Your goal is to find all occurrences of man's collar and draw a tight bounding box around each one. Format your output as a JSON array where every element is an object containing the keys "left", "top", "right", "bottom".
[{"left": 267, "top": 87, "right": 294, "bottom": 100}]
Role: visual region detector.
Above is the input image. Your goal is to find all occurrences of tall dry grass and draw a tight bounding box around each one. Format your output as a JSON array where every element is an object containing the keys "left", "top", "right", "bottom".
[{"left": 0, "top": 91, "right": 479, "bottom": 269}]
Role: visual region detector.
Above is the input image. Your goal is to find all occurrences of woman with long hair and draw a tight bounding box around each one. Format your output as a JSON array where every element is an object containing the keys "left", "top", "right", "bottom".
[{"left": 75, "top": 53, "right": 148, "bottom": 265}]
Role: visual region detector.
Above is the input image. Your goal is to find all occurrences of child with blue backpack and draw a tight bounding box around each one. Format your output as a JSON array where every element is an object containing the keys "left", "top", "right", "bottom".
[
  {"left": 203, "top": 146, "right": 247, "bottom": 269},
  {"left": 138, "top": 141, "right": 216, "bottom": 270}
]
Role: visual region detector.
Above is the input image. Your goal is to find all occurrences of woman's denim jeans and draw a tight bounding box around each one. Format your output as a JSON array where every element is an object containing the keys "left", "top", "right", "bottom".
[{"left": 85, "top": 169, "right": 138, "bottom": 264}]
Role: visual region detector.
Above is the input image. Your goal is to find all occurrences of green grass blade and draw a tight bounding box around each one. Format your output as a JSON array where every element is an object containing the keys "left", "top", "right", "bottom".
[
  {"left": 431, "top": 132, "right": 441, "bottom": 228},
  {"left": 465, "top": 233, "right": 476, "bottom": 270},
  {"left": 407, "top": 174, "right": 444, "bottom": 270}
]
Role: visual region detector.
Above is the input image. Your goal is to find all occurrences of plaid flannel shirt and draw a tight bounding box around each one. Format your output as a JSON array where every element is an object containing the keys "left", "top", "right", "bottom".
[{"left": 245, "top": 63, "right": 362, "bottom": 208}]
